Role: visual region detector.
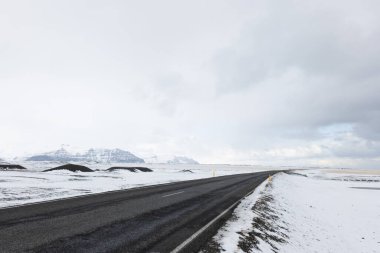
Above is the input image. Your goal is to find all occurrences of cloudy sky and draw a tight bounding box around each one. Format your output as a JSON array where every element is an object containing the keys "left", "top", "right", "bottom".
[{"left": 1, "top": 0, "right": 379, "bottom": 168}]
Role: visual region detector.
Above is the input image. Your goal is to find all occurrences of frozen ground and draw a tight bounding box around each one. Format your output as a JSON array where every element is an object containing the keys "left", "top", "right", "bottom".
[
  {"left": 0, "top": 162, "right": 275, "bottom": 208},
  {"left": 203, "top": 169, "right": 380, "bottom": 253}
]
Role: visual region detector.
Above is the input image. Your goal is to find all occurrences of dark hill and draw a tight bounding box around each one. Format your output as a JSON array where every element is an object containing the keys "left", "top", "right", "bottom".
[
  {"left": 179, "top": 169, "right": 194, "bottom": 173},
  {"left": 0, "top": 164, "right": 27, "bottom": 170},
  {"left": 107, "top": 167, "right": 153, "bottom": 172},
  {"left": 44, "top": 164, "right": 94, "bottom": 172}
]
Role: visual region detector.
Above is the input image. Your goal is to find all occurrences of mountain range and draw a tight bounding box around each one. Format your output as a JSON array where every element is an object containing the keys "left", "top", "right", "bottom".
[
  {"left": 167, "top": 156, "right": 199, "bottom": 165},
  {"left": 25, "top": 148, "right": 145, "bottom": 163}
]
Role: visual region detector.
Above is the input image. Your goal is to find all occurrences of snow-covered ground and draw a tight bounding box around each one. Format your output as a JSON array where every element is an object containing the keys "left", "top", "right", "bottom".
[
  {"left": 204, "top": 169, "right": 380, "bottom": 253},
  {"left": 0, "top": 162, "right": 275, "bottom": 208}
]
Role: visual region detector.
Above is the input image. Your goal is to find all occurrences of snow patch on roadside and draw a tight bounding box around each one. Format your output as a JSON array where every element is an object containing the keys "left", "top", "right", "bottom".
[
  {"left": 203, "top": 170, "right": 380, "bottom": 253},
  {"left": 201, "top": 176, "right": 286, "bottom": 252}
]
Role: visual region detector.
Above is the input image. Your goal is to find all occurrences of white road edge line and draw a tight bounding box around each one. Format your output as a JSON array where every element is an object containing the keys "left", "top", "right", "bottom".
[
  {"left": 170, "top": 178, "right": 269, "bottom": 253},
  {"left": 162, "top": 191, "right": 185, "bottom": 198}
]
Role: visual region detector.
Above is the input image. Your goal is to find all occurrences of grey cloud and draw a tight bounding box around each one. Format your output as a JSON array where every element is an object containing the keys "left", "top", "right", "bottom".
[
  {"left": 0, "top": 0, "right": 379, "bottom": 168},
  {"left": 324, "top": 134, "right": 380, "bottom": 159},
  {"left": 213, "top": 0, "right": 380, "bottom": 93},
  {"left": 209, "top": 0, "right": 380, "bottom": 147}
]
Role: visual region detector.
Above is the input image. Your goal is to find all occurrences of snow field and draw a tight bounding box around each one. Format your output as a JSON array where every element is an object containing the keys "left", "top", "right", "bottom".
[
  {"left": 207, "top": 169, "right": 380, "bottom": 253},
  {"left": 0, "top": 163, "right": 273, "bottom": 208}
]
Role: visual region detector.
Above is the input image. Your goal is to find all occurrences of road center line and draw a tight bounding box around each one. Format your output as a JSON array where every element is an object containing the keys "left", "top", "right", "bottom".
[{"left": 162, "top": 191, "right": 185, "bottom": 198}]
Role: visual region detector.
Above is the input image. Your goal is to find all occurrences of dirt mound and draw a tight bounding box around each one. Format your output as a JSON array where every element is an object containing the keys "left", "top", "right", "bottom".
[
  {"left": 44, "top": 164, "right": 94, "bottom": 172},
  {"left": 0, "top": 164, "right": 27, "bottom": 170},
  {"left": 107, "top": 167, "right": 153, "bottom": 172},
  {"left": 179, "top": 169, "right": 194, "bottom": 173}
]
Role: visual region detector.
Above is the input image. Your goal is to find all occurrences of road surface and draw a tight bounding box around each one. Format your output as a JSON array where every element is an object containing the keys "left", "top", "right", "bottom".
[{"left": 0, "top": 171, "right": 275, "bottom": 252}]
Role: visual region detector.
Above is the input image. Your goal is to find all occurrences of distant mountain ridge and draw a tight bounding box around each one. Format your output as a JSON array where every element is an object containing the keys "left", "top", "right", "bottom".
[
  {"left": 0, "top": 158, "right": 11, "bottom": 164},
  {"left": 143, "top": 155, "right": 199, "bottom": 164},
  {"left": 26, "top": 148, "right": 145, "bottom": 163},
  {"left": 167, "top": 156, "right": 199, "bottom": 165}
]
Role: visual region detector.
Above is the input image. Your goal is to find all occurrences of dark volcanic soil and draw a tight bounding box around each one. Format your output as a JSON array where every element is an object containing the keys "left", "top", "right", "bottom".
[
  {"left": 179, "top": 169, "right": 194, "bottom": 173},
  {"left": 0, "top": 164, "right": 27, "bottom": 170},
  {"left": 44, "top": 164, "right": 94, "bottom": 172},
  {"left": 106, "top": 167, "right": 153, "bottom": 172}
]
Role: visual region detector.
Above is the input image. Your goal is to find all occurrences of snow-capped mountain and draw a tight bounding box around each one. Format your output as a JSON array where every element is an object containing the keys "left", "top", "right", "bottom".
[
  {"left": 81, "top": 148, "right": 145, "bottom": 163},
  {"left": 25, "top": 148, "right": 77, "bottom": 162},
  {"left": 25, "top": 148, "right": 145, "bottom": 163},
  {"left": 167, "top": 156, "right": 199, "bottom": 165}
]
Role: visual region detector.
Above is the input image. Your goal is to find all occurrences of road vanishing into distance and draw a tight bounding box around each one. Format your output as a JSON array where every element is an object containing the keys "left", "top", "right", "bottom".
[{"left": 0, "top": 171, "right": 276, "bottom": 253}]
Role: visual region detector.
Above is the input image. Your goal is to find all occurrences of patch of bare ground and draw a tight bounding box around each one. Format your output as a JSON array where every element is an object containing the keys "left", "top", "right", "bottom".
[
  {"left": 200, "top": 213, "right": 239, "bottom": 252},
  {"left": 238, "top": 183, "right": 289, "bottom": 253},
  {"left": 201, "top": 182, "right": 289, "bottom": 253},
  {"left": 284, "top": 171, "right": 308, "bottom": 177},
  {"left": 200, "top": 238, "right": 224, "bottom": 253}
]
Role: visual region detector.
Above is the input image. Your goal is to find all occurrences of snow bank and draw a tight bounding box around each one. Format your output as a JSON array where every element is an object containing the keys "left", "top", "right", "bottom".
[
  {"left": 204, "top": 178, "right": 270, "bottom": 252},
  {"left": 207, "top": 169, "right": 380, "bottom": 253}
]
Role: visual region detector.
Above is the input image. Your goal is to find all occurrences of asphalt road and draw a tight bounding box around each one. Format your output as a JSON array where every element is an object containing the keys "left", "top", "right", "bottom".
[{"left": 0, "top": 171, "right": 275, "bottom": 252}]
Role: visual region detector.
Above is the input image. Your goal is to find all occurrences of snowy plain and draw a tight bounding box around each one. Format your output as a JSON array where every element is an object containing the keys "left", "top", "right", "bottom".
[
  {"left": 207, "top": 169, "right": 380, "bottom": 253},
  {"left": 0, "top": 162, "right": 276, "bottom": 208}
]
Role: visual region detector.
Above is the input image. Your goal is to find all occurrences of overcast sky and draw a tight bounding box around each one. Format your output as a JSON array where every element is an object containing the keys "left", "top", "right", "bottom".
[{"left": 1, "top": 0, "right": 380, "bottom": 168}]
